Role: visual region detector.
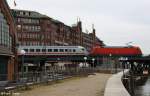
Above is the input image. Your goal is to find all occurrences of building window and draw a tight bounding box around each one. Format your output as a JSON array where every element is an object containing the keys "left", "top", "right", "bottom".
[
  {"left": 37, "top": 26, "right": 41, "bottom": 31},
  {"left": 17, "top": 18, "right": 21, "bottom": 23},
  {"left": 20, "top": 12, "right": 24, "bottom": 15},
  {"left": 0, "top": 11, "right": 12, "bottom": 49},
  {"left": 25, "top": 12, "right": 29, "bottom": 16},
  {"left": 37, "top": 42, "right": 40, "bottom": 46},
  {"left": 21, "top": 25, "right": 41, "bottom": 32},
  {"left": 18, "top": 18, "right": 40, "bottom": 24}
]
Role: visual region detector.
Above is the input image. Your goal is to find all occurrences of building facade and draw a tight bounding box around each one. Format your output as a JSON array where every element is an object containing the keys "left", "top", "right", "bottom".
[
  {"left": 0, "top": 0, "right": 17, "bottom": 81},
  {"left": 83, "top": 32, "right": 94, "bottom": 51},
  {"left": 12, "top": 9, "right": 104, "bottom": 52},
  {"left": 12, "top": 9, "right": 52, "bottom": 46}
]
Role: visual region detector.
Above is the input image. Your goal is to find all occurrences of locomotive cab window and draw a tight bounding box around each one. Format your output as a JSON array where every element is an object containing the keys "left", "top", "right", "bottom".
[
  {"left": 24, "top": 49, "right": 28, "bottom": 52},
  {"left": 81, "top": 48, "right": 85, "bottom": 51}
]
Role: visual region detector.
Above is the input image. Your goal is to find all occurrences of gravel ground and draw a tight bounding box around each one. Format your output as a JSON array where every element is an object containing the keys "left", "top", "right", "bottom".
[{"left": 19, "top": 73, "right": 111, "bottom": 96}]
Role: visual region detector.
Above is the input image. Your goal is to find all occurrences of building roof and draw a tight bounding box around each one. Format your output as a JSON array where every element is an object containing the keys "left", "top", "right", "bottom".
[
  {"left": 95, "top": 37, "right": 105, "bottom": 46},
  {"left": 11, "top": 9, "right": 49, "bottom": 18},
  {"left": 90, "top": 46, "right": 142, "bottom": 56}
]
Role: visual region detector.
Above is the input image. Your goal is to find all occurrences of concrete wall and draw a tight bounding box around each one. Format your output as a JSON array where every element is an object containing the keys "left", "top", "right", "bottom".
[{"left": 104, "top": 70, "right": 130, "bottom": 96}]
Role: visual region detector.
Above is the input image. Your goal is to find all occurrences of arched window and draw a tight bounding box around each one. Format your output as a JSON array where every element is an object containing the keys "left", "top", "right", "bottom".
[{"left": 0, "top": 11, "right": 12, "bottom": 49}]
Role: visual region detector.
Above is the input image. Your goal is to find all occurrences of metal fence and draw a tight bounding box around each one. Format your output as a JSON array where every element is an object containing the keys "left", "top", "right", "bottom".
[{"left": 0, "top": 66, "right": 100, "bottom": 96}]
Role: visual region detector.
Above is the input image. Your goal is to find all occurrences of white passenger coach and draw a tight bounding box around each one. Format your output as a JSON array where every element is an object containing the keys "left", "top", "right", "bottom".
[{"left": 18, "top": 46, "right": 88, "bottom": 56}]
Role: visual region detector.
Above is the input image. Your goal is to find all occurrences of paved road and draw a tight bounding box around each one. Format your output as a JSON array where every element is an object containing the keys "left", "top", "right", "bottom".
[{"left": 19, "top": 73, "right": 111, "bottom": 96}]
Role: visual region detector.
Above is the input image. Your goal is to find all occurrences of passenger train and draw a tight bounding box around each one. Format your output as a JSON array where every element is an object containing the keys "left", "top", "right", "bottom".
[{"left": 18, "top": 46, "right": 88, "bottom": 56}]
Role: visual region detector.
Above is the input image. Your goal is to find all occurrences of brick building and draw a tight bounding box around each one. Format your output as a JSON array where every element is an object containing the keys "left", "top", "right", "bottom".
[
  {"left": 11, "top": 9, "right": 52, "bottom": 46},
  {"left": 11, "top": 9, "right": 104, "bottom": 52},
  {"left": 0, "top": 0, "right": 17, "bottom": 81}
]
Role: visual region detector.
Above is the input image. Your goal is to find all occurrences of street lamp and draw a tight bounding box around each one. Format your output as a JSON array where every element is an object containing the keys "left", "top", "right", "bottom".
[
  {"left": 92, "top": 58, "right": 95, "bottom": 68},
  {"left": 109, "top": 53, "right": 112, "bottom": 70},
  {"left": 92, "top": 58, "right": 95, "bottom": 72},
  {"left": 20, "top": 49, "right": 26, "bottom": 78},
  {"left": 84, "top": 56, "right": 87, "bottom": 68}
]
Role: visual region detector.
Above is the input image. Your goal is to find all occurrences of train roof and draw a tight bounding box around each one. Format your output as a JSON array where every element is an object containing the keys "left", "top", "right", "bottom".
[
  {"left": 101, "top": 45, "right": 135, "bottom": 48},
  {"left": 18, "top": 46, "right": 85, "bottom": 49}
]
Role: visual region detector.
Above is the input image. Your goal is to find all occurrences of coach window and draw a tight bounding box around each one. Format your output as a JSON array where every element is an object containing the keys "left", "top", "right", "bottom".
[
  {"left": 36, "top": 49, "right": 40, "bottom": 52},
  {"left": 73, "top": 49, "right": 76, "bottom": 52},
  {"left": 69, "top": 49, "right": 72, "bottom": 52},
  {"left": 42, "top": 49, "right": 46, "bottom": 52},
  {"left": 60, "top": 49, "right": 64, "bottom": 52},
  {"left": 65, "top": 49, "right": 68, "bottom": 52},
  {"left": 54, "top": 49, "right": 58, "bottom": 52},
  {"left": 48, "top": 49, "right": 52, "bottom": 52},
  {"left": 30, "top": 49, "right": 34, "bottom": 52}
]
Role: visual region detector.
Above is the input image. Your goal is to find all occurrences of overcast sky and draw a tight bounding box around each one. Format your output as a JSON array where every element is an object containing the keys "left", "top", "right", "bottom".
[{"left": 7, "top": 0, "right": 150, "bottom": 54}]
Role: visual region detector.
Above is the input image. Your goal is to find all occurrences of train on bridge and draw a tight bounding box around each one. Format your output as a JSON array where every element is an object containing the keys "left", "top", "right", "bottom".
[
  {"left": 17, "top": 46, "right": 89, "bottom": 72},
  {"left": 18, "top": 46, "right": 88, "bottom": 56}
]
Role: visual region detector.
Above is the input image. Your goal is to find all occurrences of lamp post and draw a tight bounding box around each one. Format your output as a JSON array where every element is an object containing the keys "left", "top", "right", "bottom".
[
  {"left": 84, "top": 56, "right": 87, "bottom": 68},
  {"left": 92, "top": 58, "right": 95, "bottom": 72},
  {"left": 109, "top": 53, "right": 112, "bottom": 70},
  {"left": 92, "top": 58, "right": 95, "bottom": 68},
  {"left": 20, "top": 49, "right": 26, "bottom": 78}
]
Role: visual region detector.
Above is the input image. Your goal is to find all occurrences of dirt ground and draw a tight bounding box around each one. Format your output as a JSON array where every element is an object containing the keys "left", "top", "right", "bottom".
[{"left": 19, "top": 73, "right": 111, "bottom": 96}]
